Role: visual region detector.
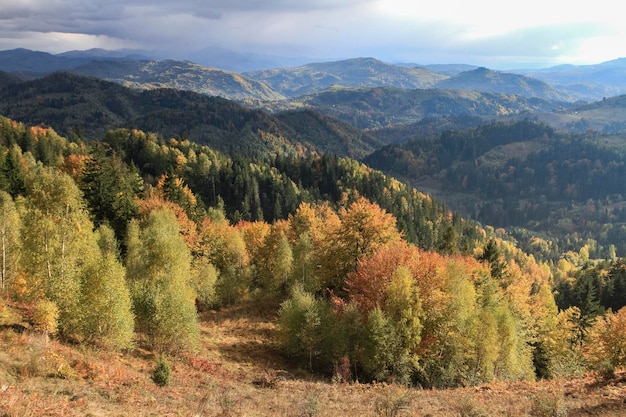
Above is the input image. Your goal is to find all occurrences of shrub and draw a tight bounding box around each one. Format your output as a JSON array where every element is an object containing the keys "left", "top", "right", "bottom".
[
  {"left": 373, "top": 386, "right": 412, "bottom": 417},
  {"left": 529, "top": 391, "right": 567, "bottom": 417},
  {"left": 297, "top": 392, "right": 320, "bottom": 417},
  {"left": 31, "top": 299, "right": 59, "bottom": 336},
  {"left": 152, "top": 355, "right": 171, "bottom": 387},
  {"left": 455, "top": 395, "right": 490, "bottom": 417}
]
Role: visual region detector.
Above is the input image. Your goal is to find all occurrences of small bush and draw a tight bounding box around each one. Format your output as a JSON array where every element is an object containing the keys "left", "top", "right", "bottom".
[
  {"left": 252, "top": 369, "right": 288, "bottom": 388},
  {"left": 332, "top": 355, "right": 352, "bottom": 384},
  {"left": 152, "top": 355, "right": 171, "bottom": 387},
  {"left": 373, "top": 386, "right": 412, "bottom": 417},
  {"left": 31, "top": 299, "right": 59, "bottom": 335},
  {"left": 529, "top": 391, "right": 567, "bottom": 417},
  {"left": 53, "top": 362, "right": 77, "bottom": 380},
  {"left": 297, "top": 392, "right": 320, "bottom": 417},
  {"left": 455, "top": 395, "right": 490, "bottom": 417}
]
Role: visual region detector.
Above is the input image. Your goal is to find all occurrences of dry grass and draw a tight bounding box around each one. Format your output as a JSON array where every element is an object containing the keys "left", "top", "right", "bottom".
[{"left": 2, "top": 301, "right": 626, "bottom": 416}]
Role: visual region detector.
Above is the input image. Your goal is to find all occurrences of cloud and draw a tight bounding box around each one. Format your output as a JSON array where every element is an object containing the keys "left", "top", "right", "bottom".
[{"left": 0, "top": 0, "right": 624, "bottom": 67}]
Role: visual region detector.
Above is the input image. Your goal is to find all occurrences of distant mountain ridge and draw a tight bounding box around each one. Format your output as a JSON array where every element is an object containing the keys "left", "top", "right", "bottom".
[
  {"left": 70, "top": 59, "right": 285, "bottom": 102},
  {"left": 0, "top": 72, "right": 382, "bottom": 159},
  {"left": 435, "top": 67, "right": 573, "bottom": 102},
  {"left": 519, "top": 58, "right": 626, "bottom": 101},
  {"left": 0, "top": 48, "right": 92, "bottom": 73},
  {"left": 267, "top": 86, "right": 572, "bottom": 129},
  {"left": 57, "top": 48, "right": 152, "bottom": 60},
  {"left": 243, "top": 58, "right": 448, "bottom": 97},
  {"left": 2, "top": 48, "right": 625, "bottom": 104}
]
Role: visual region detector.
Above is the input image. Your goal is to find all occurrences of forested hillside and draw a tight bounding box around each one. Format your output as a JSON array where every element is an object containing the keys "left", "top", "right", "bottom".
[
  {"left": 243, "top": 58, "right": 447, "bottom": 97},
  {"left": 435, "top": 67, "right": 573, "bottom": 102},
  {"left": 365, "top": 119, "right": 626, "bottom": 263},
  {"left": 268, "top": 86, "right": 571, "bottom": 129},
  {"left": 536, "top": 94, "right": 626, "bottom": 134},
  {"left": 0, "top": 72, "right": 385, "bottom": 160},
  {"left": 70, "top": 59, "right": 285, "bottom": 102},
  {"left": 3, "top": 59, "right": 626, "bottom": 407},
  {"left": 2, "top": 112, "right": 626, "bottom": 396}
]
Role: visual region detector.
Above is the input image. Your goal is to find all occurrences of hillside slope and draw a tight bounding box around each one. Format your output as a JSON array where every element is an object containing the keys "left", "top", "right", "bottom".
[
  {"left": 267, "top": 86, "right": 572, "bottom": 129},
  {"left": 535, "top": 94, "right": 626, "bottom": 133},
  {"left": 365, "top": 119, "right": 626, "bottom": 260},
  {"left": 71, "top": 59, "right": 285, "bottom": 102},
  {"left": 0, "top": 72, "right": 380, "bottom": 159},
  {"left": 436, "top": 67, "right": 574, "bottom": 102},
  {"left": 244, "top": 57, "right": 448, "bottom": 97},
  {"left": 1, "top": 304, "right": 625, "bottom": 417}
]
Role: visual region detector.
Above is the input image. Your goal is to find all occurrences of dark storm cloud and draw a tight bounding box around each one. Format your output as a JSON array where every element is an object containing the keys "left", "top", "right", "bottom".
[{"left": 0, "top": 0, "right": 623, "bottom": 67}]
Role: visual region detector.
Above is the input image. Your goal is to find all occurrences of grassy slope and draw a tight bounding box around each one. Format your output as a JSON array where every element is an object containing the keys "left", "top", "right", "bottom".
[{"left": 1, "top": 302, "right": 626, "bottom": 416}]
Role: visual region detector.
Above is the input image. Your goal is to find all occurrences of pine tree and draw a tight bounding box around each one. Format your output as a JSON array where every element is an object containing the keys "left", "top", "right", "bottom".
[{"left": 80, "top": 149, "right": 142, "bottom": 244}]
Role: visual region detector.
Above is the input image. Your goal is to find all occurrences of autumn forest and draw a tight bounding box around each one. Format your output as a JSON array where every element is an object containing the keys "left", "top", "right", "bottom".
[{"left": 0, "top": 110, "right": 625, "bottom": 397}]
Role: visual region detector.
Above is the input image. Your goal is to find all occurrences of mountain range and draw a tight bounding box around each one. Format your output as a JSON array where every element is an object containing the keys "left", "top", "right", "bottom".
[
  {"left": 269, "top": 85, "right": 571, "bottom": 129},
  {"left": 3, "top": 47, "right": 626, "bottom": 261},
  {"left": 70, "top": 59, "right": 285, "bottom": 102},
  {"left": 2, "top": 48, "right": 626, "bottom": 103},
  {"left": 0, "top": 72, "right": 383, "bottom": 159},
  {"left": 519, "top": 58, "right": 626, "bottom": 101}
]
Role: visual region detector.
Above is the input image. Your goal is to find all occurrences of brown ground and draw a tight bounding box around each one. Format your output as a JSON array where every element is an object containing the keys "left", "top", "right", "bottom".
[{"left": 1, "top": 301, "right": 626, "bottom": 417}]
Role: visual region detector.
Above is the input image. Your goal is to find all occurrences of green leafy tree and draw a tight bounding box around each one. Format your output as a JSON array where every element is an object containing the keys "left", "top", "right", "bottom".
[
  {"left": 191, "top": 257, "right": 219, "bottom": 311},
  {"left": 20, "top": 168, "right": 95, "bottom": 338},
  {"left": 0, "top": 191, "right": 20, "bottom": 296},
  {"left": 385, "top": 266, "right": 422, "bottom": 361},
  {"left": 359, "top": 307, "right": 411, "bottom": 383},
  {"left": 126, "top": 208, "right": 200, "bottom": 353},
  {"left": 79, "top": 225, "right": 134, "bottom": 350},
  {"left": 256, "top": 222, "right": 293, "bottom": 296},
  {"left": 290, "top": 232, "right": 318, "bottom": 293},
  {"left": 197, "top": 217, "right": 250, "bottom": 306},
  {"left": 279, "top": 284, "right": 323, "bottom": 371}
]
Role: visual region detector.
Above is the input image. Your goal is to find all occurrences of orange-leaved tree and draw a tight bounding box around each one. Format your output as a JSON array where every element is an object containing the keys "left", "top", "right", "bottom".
[{"left": 318, "top": 197, "right": 401, "bottom": 293}]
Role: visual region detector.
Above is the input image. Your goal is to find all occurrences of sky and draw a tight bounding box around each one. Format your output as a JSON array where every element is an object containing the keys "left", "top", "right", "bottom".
[{"left": 1, "top": 0, "right": 625, "bottom": 69}]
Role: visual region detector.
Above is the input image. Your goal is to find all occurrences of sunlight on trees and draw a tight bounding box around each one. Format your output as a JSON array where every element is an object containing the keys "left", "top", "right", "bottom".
[
  {"left": 2, "top": 116, "right": 626, "bottom": 388},
  {"left": 126, "top": 209, "right": 200, "bottom": 353}
]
